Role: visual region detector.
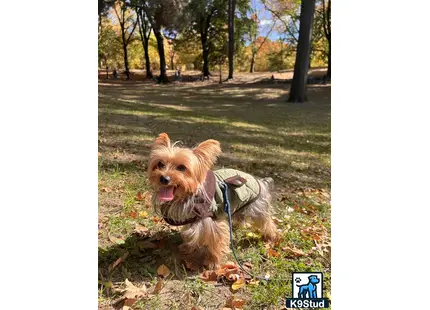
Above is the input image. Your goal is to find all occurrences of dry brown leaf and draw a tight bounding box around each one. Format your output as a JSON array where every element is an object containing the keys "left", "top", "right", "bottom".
[
  {"left": 157, "top": 264, "right": 170, "bottom": 277},
  {"left": 267, "top": 248, "right": 280, "bottom": 257},
  {"left": 282, "top": 246, "right": 308, "bottom": 257},
  {"left": 128, "top": 211, "right": 137, "bottom": 219},
  {"left": 122, "top": 279, "right": 147, "bottom": 299},
  {"left": 134, "top": 224, "right": 149, "bottom": 235},
  {"left": 108, "top": 251, "right": 129, "bottom": 273},
  {"left": 150, "top": 216, "right": 162, "bottom": 223},
  {"left": 123, "top": 298, "right": 137, "bottom": 307},
  {"left": 231, "top": 278, "right": 245, "bottom": 291},
  {"left": 200, "top": 270, "right": 217, "bottom": 282},
  {"left": 102, "top": 187, "right": 112, "bottom": 193},
  {"left": 217, "top": 262, "right": 239, "bottom": 278},
  {"left": 152, "top": 278, "right": 163, "bottom": 294},
  {"left": 191, "top": 306, "right": 204, "bottom": 310},
  {"left": 225, "top": 296, "right": 246, "bottom": 309},
  {"left": 135, "top": 191, "right": 145, "bottom": 201},
  {"left": 232, "top": 299, "right": 245, "bottom": 308}
]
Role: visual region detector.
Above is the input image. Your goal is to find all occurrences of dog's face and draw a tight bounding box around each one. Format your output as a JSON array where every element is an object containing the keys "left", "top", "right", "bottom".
[
  {"left": 308, "top": 275, "right": 320, "bottom": 284},
  {"left": 147, "top": 133, "right": 222, "bottom": 202}
]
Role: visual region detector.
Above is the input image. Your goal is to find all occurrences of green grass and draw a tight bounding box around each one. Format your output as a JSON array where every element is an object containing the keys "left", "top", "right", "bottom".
[{"left": 98, "top": 78, "right": 331, "bottom": 309}]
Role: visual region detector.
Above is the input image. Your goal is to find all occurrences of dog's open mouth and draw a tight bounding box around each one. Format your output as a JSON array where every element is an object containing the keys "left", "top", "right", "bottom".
[{"left": 158, "top": 186, "right": 176, "bottom": 202}]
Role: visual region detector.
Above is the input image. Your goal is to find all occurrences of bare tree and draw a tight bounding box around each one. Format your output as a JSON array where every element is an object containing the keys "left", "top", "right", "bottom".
[
  {"left": 113, "top": 0, "right": 138, "bottom": 80},
  {"left": 136, "top": 7, "right": 153, "bottom": 78}
]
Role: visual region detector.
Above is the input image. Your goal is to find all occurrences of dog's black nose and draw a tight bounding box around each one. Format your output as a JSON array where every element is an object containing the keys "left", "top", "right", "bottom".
[{"left": 160, "top": 175, "right": 170, "bottom": 185}]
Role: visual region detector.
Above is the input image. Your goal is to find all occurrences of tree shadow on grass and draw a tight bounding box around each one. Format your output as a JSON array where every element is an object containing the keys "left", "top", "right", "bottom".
[{"left": 99, "top": 230, "right": 186, "bottom": 290}]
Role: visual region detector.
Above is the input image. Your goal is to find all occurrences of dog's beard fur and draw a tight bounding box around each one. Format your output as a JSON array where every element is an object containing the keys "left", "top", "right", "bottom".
[{"left": 152, "top": 183, "right": 211, "bottom": 222}]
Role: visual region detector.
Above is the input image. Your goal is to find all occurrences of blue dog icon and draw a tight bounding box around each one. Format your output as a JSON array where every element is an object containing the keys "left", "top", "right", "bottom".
[{"left": 297, "top": 275, "right": 320, "bottom": 298}]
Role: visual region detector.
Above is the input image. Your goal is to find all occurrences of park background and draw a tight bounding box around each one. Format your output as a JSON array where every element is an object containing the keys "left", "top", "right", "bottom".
[
  {"left": 2, "top": 1, "right": 429, "bottom": 310},
  {"left": 98, "top": 1, "right": 331, "bottom": 309}
]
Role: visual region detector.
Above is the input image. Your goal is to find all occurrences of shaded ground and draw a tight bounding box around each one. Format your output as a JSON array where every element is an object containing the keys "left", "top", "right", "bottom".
[{"left": 98, "top": 74, "right": 331, "bottom": 310}]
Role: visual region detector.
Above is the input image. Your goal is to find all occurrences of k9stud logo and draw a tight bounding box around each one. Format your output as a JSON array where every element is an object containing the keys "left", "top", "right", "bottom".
[{"left": 286, "top": 272, "right": 330, "bottom": 308}]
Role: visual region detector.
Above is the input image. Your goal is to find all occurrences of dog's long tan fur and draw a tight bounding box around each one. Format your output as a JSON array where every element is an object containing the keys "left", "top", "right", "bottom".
[{"left": 147, "top": 133, "right": 278, "bottom": 269}]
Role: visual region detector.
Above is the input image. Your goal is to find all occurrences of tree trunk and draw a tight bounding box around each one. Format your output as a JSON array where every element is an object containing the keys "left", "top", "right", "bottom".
[
  {"left": 201, "top": 32, "right": 210, "bottom": 77},
  {"left": 326, "top": 39, "right": 331, "bottom": 78},
  {"left": 154, "top": 29, "right": 168, "bottom": 83},
  {"left": 170, "top": 54, "right": 174, "bottom": 71},
  {"left": 143, "top": 37, "right": 153, "bottom": 78},
  {"left": 122, "top": 32, "right": 130, "bottom": 80},
  {"left": 227, "top": 0, "right": 236, "bottom": 79},
  {"left": 288, "top": 0, "right": 316, "bottom": 103},
  {"left": 219, "top": 60, "right": 222, "bottom": 84},
  {"left": 249, "top": 49, "right": 256, "bottom": 73}
]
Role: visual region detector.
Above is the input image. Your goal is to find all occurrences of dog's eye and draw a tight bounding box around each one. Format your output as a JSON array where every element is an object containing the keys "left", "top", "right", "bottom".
[
  {"left": 157, "top": 161, "right": 165, "bottom": 169},
  {"left": 176, "top": 165, "right": 186, "bottom": 172}
]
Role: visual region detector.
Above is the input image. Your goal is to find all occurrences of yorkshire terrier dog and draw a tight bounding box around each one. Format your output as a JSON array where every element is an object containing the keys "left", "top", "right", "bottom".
[{"left": 147, "top": 133, "right": 278, "bottom": 269}]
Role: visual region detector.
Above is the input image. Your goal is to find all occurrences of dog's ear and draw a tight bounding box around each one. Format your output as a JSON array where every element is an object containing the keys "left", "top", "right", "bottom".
[
  {"left": 152, "top": 132, "right": 171, "bottom": 149},
  {"left": 193, "top": 139, "right": 221, "bottom": 167}
]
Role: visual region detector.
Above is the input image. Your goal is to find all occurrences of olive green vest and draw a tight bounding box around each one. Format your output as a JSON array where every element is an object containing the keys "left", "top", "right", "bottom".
[{"left": 212, "top": 168, "right": 261, "bottom": 215}]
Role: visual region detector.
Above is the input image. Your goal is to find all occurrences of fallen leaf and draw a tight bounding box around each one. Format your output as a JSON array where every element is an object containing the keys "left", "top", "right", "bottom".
[
  {"left": 152, "top": 278, "right": 163, "bottom": 294},
  {"left": 157, "top": 264, "right": 170, "bottom": 277},
  {"left": 217, "top": 262, "right": 239, "bottom": 278},
  {"left": 108, "top": 251, "right": 129, "bottom": 273},
  {"left": 134, "top": 224, "right": 149, "bottom": 235},
  {"left": 123, "top": 298, "right": 137, "bottom": 307},
  {"left": 246, "top": 232, "right": 259, "bottom": 238},
  {"left": 200, "top": 270, "right": 217, "bottom": 282},
  {"left": 122, "top": 279, "right": 147, "bottom": 299},
  {"left": 281, "top": 246, "right": 308, "bottom": 257},
  {"left": 232, "top": 299, "right": 245, "bottom": 308},
  {"left": 150, "top": 216, "right": 162, "bottom": 223},
  {"left": 128, "top": 211, "right": 137, "bottom": 219},
  {"left": 135, "top": 192, "right": 145, "bottom": 201},
  {"left": 225, "top": 296, "right": 246, "bottom": 309},
  {"left": 102, "top": 187, "right": 112, "bottom": 193},
  {"left": 191, "top": 306, "right": 204, "bottom": 310},
  {"left": 248, "top": 279, "right": 259, "bottom": 286},
  {"left": 139, "top": 211, "right": 148, "bottom": 218},
  {"left": 231, "top": 278, "right": 245, "bottom": 291},
  {"left": 267, "top": 248, "right": 280, "bottom": 257}
]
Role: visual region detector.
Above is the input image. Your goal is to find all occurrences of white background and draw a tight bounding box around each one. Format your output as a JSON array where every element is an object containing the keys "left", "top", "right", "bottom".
[{"left": 1, "top": 1, "right": 430, "bottom": 309}]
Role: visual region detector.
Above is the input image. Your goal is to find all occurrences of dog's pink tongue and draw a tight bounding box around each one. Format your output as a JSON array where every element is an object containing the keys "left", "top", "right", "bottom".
[{"left": 158, "top": 186, "right": 174, "bottom": 202}]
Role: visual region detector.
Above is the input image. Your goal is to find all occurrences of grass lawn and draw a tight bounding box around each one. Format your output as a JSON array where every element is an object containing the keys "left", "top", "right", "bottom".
[{"left": 98, "top": 74, "right": 331, "bottom": 310}]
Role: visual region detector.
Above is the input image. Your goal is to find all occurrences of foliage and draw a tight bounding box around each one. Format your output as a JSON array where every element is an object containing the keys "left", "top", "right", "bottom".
[{"left": 98, "top": 0, "right": 330, "bottom": 73}]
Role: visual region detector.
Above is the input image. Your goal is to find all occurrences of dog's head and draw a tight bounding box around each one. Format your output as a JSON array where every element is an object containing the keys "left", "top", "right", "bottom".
[
  {"left": 308, "top": 275, "right": 320, "bottom": 284},
  {"left": 147, "top": 133, "right": 222, "bottom": 202}
]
